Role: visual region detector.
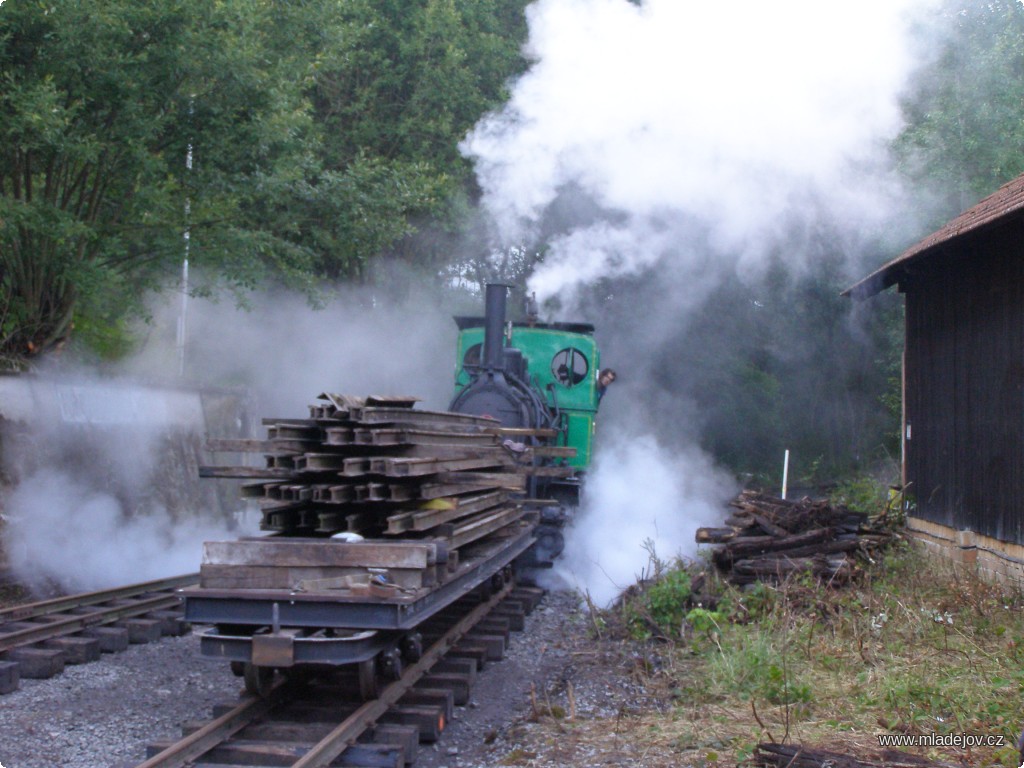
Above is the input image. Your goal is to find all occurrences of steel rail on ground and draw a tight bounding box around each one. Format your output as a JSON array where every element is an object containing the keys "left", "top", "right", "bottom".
[
  {"left": 134, "top": 579, "right": 518, "bottom": 768},
  {"left": 0, "top": 573, "right": 198, "bottom": 653}
]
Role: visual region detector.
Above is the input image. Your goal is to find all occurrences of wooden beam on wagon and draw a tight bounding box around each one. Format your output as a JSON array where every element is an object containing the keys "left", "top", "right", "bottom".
[{"left": 202, "top": 539, "right": 438, "bottom": 569}]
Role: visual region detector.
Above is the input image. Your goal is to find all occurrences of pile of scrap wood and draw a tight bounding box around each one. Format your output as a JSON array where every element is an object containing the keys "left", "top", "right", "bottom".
[
  {"left": 198, "top": 394, "right": 572, "bottom": 596},
  {"left": 696, "top": 490, "right": 895, "bottom": 585},
  {"left": 753, "top": 743, "right": 957, "bottom": 767}
]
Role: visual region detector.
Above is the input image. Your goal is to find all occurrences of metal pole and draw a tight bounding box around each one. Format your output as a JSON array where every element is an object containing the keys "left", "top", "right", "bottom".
[
  {"left": 177, "top": 115, "right": 193, "bottom": 378},
  {"left": 781, "top": 449, "right": 790, "bottom": 500},
  {"left": 176, "top": 254, "right": 189, "bottom": 377}
]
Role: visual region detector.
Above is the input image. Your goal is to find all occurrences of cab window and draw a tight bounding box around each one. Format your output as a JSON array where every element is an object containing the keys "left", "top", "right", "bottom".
[{"left": 551, "top": 348, "right": 589, "bottom": 386}]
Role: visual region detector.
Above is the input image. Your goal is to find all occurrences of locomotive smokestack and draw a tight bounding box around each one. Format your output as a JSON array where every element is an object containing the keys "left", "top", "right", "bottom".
[{"left": 483, "top": 283, "right": 510, "bottom": 370}]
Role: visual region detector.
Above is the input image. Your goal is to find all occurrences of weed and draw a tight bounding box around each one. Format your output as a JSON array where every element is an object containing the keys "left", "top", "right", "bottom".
[
  {"left": 619, "top": 540, "right": 1024, "bottom": 765},
  {"left": 645, "top": 568, "right": 692, "bottom": 630}
]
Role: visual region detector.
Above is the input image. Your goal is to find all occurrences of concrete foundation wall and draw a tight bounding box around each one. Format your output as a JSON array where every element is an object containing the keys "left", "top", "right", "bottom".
[
  {"left": 907, "top": 516, "right": 1024, "bottom": 586},
  {"left": 0, "top": 373, "right": 251, "bottom": 521}
]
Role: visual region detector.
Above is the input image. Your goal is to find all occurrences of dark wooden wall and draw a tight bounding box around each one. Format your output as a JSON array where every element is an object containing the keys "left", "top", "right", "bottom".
[{"left": 903, "top": 222, "right": 1024, "bottom": 543}]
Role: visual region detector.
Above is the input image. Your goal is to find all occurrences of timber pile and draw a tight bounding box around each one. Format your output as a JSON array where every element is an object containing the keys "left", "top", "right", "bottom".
[
  {"left": 198, "top": 393, "right": 571, "bottom": 596},
  {"left": 696, "top": 491, "right": 894, "bottom": 585},
  {"left": 753, "top": 742, "right": 955, "bottom": 767}
]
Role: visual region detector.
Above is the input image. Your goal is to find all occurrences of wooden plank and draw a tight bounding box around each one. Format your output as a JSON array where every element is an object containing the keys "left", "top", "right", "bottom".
[
  {"left": 696, "top": 527, "right": 737, "bottom": 544},
  {"left": 199, "top": 564, "right": 431, "bottom": 590},
  {"left": 202, "top": 539, "right": 436, "bottom": 569}
]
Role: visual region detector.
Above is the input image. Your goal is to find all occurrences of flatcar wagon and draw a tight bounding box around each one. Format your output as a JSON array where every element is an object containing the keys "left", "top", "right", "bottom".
[{"left": 182, "top": 284, "right": 602, "bottom": 696}]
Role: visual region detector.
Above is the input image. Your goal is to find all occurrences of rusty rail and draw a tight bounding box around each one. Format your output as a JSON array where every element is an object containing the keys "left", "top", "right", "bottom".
[
  {"left": 0, "top": 573, "right": 196, "bottom": 624},
  {"left": 0, "top": 573, "right": 197, "bottom": 693}
]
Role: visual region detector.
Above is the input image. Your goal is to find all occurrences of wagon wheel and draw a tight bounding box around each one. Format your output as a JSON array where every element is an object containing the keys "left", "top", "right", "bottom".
[
  {"left": 379, "top": 647, "right": 403, "bottom": 681},
  {"left": 358, "top": 658, "right": 379, "bottom": 700},
  {"left": 243, "top": 663, "right": 274, "bottom": 697},
  {"left": 400, "top": 632, "right": 423, "bottom": 662}
]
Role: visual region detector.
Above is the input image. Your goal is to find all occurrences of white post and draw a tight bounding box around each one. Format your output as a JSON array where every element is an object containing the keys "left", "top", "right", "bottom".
[
  {"left": 177, "top": 125, "right": 193, "bottom": 378},
  {"left": 781, "top": 449, "right": 790, "bottom": 500},
  {"left": 176, "top": 255, "right": 189, "bottom": 377}
]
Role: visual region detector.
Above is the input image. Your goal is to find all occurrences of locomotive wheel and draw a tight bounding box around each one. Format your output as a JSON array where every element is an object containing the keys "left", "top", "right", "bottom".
[
  {"left": 358, "top": 658, "right": 379, "bottom": 700},
  {"left": 243, "top": 663, "right": 274, "bottom": 697},
  {"left": 230, "top": 661, "right": 245, "bottom": 677}
]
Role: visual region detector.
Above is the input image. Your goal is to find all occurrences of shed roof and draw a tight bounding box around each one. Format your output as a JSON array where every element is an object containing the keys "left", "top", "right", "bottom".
[{"left": 845, "top": 172, "right": 1024, "bottom": 299}]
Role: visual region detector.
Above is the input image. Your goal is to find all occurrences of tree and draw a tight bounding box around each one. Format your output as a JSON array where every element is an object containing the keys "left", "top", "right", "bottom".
[
  {"left": 894, "top": 0, "right": 1024, "bottom": 219},
  {"left": 308, "top": 0, "right": 531, "bottom": 274},
  {"left": 0, "top": 0, "right": 533, "bottom": 363},
  {"left": 0, "top": 0, "right": 321, "bottom": 362}
]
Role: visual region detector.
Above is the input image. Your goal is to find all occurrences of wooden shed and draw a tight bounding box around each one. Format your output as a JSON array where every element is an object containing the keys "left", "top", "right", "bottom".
[{"left": 847, "top": 173, "right": 1024, "bottom": 581}]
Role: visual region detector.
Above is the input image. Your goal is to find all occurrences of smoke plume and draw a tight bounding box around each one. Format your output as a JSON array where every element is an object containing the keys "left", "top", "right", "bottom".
[
  {"left": 550, "top": 432, "right": 735, "bottom": 607},
  {"left": 464, "top": 0, "right": 926, "bottom": 304},
  {"left": 464, "top": 0, "right": 932, "bottom": 602},
  {"left": 3, "top": 274, "right": 464, "bottom": 592}
]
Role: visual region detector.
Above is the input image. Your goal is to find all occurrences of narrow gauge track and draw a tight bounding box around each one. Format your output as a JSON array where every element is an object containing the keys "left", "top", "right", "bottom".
[
  {"left": 0, "top": 573, "right": 196, "bottom": 693},
  {"left": 136, "top": 579, "right": 541, "bottom": 768}
]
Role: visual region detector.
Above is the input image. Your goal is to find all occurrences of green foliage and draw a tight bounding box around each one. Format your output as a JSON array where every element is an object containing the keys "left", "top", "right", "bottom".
[
  {"left": 0, "top": 0, "right": 532, "bottom": 361},
  {"left": 643, "top": 568, "right": 692, "bottom": 633},
  {"left": 658, "top": 545, "right": 1024, "bottom": 764},
  {"left": 685, "top": 607, "right": 722, "bottom": 635},
  {"left": 657, "top": 251, "right": 904, "bottom": 485},
  {"left": 831, "top": 476, "right": 890, "bottom": 517},
  {"left": 895, "top": 0, "right": 1024, "bottom": 220}
]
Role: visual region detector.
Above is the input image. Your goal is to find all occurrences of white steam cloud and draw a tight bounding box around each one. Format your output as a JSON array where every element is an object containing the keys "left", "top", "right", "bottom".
[
  {"left": 4, "top": 278, "right": 462, "bottom": 593},
  {"left": 129, "top": 283, "right": 459, "bottom": 417},
  {"left": 464, "top": 0, "right": 931, "bottom": 601},
  {"left": 464, "top": 0, "right": 927, "bottom": 303},
  {"left": 0, "top": 376, "right": 256, "bottom": 591},
  {"left": 6, "top": 472, "right": 250, "bottom": 591},
  {"left": 550, "top": 433, "right": 734, "bottom": 607}
]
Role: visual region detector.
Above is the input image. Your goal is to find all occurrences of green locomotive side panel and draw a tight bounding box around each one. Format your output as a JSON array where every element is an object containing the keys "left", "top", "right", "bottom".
[{"left": 453, "top": 324, "right": 600, "bottom": 470}]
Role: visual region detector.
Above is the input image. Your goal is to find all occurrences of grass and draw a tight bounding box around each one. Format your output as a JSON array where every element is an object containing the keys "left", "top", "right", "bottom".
[{"left": 596, "top": 540, "right": 1024, "bottom": 767}]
